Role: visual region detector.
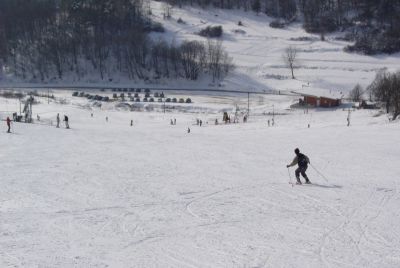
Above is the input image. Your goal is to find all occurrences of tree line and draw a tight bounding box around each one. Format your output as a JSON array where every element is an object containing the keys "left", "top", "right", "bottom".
[
  {"left": 0, "top": 0, "right": 233, "bottom": 82},
  {"left": 348, "top": 70, "right": 400, "bottom": 120}
]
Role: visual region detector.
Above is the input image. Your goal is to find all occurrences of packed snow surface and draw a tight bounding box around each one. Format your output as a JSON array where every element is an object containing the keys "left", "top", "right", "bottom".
[{"left": 1, "top": 92, "right": 400, "bottom": 268}]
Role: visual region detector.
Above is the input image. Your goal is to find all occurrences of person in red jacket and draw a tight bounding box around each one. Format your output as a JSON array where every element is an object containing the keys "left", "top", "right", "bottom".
[{"left": 6, "top": 117, "right": 11, "bottom": 133}]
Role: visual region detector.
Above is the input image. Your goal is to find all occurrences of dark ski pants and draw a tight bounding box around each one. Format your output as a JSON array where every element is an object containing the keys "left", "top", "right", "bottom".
[{"left": 295, "top": 166, "right": 309, "bottom": 181}]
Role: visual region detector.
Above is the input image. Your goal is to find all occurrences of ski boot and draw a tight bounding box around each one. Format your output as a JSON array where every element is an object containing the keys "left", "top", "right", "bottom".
[
  {"left": 305, "top": 179, "right": 311, "bottom": 184},
  {"left": 296, "top": 179, "right": 302, "bottom": 185}
]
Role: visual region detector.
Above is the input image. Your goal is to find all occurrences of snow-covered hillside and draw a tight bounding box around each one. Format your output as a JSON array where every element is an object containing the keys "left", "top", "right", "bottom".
[
  {"left": 149, "top": 2, "right": 400, "bottom": 96},
  {"left": 2, "top": 1, "right": 399, "bottom": 98},
  {"left": 0, "top": 91, "right": 399, "bottom": 267}
]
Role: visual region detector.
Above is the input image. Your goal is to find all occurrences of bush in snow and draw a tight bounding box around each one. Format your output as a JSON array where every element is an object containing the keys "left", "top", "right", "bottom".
[{"left": 199, "top": 26, "right": 223, "bottom": 38}]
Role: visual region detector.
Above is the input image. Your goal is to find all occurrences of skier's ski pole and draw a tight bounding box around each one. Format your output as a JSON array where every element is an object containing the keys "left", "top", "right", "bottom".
[
  {"left": 287, "top": 167, "right": 294, "bottom": 187},
  {"left": 310, "top": 163, "right": 329, "bottom": 183}
]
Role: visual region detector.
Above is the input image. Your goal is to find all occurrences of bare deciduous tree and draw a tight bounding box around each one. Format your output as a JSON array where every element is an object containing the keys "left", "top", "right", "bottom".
[
  {"left": 283, "top": 45, "right": 298, "bottom": 79},
  {"left": 369, "top": 70, "right": 400, "bottom": 120},
  {"left": 180, "top": 40, "right": 206, "bottom": 80},
  {"left": 349, "top": 84, "right": 364, "bottom": 102}
]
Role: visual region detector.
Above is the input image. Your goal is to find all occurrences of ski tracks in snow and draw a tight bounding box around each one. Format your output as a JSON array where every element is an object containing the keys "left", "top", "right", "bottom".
[
  {"left": 185, "top": 187, "right": 233, "bottom": 219},
  {"left": 312, "top": 186, "right": 398, "bottom": 267}
]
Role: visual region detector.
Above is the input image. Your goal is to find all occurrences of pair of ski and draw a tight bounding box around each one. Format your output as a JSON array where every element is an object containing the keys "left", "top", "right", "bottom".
[{"left": 289, "top": 181, "right": 312, "bottom": 187}]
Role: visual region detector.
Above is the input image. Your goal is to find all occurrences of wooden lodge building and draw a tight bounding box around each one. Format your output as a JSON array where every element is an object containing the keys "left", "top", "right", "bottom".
[{"left": 299, "top": 94, "right": 341, "bottom": 108}]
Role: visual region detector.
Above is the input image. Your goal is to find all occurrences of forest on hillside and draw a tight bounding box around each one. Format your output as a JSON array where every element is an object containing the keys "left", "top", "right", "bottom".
[
  {"left": 0, "top": 0, "right": 232, "bottom": 82},
  {"left": 0, "top": 0, "right": 399, "bottom": 82}
]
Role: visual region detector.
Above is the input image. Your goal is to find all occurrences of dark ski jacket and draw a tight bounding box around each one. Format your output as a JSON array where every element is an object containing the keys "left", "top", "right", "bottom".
[{"left": 288, "top": 153, "right": 310, "bottom": 168}]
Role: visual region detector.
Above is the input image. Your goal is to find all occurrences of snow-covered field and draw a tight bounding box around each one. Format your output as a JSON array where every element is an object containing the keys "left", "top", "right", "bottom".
[{"left": 1, "top": 91, "right": 400, "bottom": 267}]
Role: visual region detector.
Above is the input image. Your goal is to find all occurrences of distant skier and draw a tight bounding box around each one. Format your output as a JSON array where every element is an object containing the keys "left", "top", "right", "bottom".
[
  {"left": 187, "top": 127, "right": 190, "bottom": 133},
  {"left": 56, "top": 113, "right": 60, "bottom": 128},
  {"left": 199, "top": 120, "right": 202, "bottom": 127},
  {"left": 174, "top": 118, "right": 176, "bottom": 125},
  {"left": 64, "top": 115, "right": 69, "bottom": 129},
  {"left": 106, "top": 116, "right": 108, "bottom": 122},
  {"left": 286, "top": 148, "right": 311, "bottom": 185},
  {"left": 170, "top": 119, "right": 174, "bottom": 125},
  {"left": 91, "top": 113, "right": 93, "bottom": 118},
  {"left": 6, "top": 117, "right": 11, "bottom": 133},
  {"left": 130, "top": 120, "right": 133, "bottom": 126}
]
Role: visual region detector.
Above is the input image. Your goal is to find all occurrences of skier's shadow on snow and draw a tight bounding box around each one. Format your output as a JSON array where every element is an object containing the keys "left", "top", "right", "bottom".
[{"left": 310, "top": 183, "right": 342, "bottom": 189}]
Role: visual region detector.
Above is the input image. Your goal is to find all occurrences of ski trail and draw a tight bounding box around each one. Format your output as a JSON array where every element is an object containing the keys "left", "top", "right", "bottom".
[{"left": 185, "top": 187, "right": 232, "bottom": 219}]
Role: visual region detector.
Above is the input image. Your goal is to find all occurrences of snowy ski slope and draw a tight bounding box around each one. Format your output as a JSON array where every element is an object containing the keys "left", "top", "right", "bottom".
[{"left": 0, "top": 91, "right": 400, "bottom": 267}]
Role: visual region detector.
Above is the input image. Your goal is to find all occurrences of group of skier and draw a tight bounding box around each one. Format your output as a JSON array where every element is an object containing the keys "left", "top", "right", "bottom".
[
  {"left": 4, "top": 113, "right": 70, "bottom": 133},
  {"left": 4, "top": 110, "right": 313, "bottom": 185},
  {"left": 56, "top": 113, "right": 69, "bottom": 129}
]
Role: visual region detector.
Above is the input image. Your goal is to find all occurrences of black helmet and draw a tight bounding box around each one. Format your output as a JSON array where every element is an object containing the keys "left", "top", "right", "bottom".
[{"left": 294, "top": 148, "right": 300, "bottom": 154}]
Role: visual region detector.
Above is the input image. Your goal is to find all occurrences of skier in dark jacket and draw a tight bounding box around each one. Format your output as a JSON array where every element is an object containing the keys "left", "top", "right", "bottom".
[
  {"left": 56, "top": 113, "right": 60, "bottom": 128},
  {"left": 64, "top": 115, "right": 69, "bottom": 129},
  {"left": 287, "top": 148, "right": 311, "bottom": 184},
  {"left": 6, "top": 117, "right": 11, "bottom": 133}
]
